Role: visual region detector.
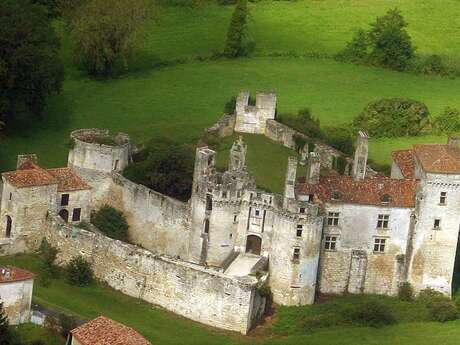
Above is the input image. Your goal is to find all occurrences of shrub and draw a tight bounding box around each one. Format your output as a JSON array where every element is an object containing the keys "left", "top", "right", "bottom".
[
  {"left": 353, "top": 98, "right": 430, "bottom": 137},
  {"left": 336, "top": 29, "right": 369, "bottom": 64},
  {"left": 123, "top": 138, "right": 195, "bottom": 201},
  {"left": 91, "top": 206, "right": 129, "bottom": 241},
  {"left": 224, "top": 96, "right": 237, "bottom": 114},
  {"left": 39, "top": 239, "right": 59, "bottom": 277},
  {"left": 293, "top": 134, "right": 307, "bottom": 153},
  {"left": 65, "top": 256, "right": 94, "bottom": 286},
  {"left": 428, "top": 300, "right": 458, "bottom": 322},
  {"left": 279, "top": 108, "right": 322, "bottom": 139},
  {"left": 322, "top": 125, "right": 354, "bottom": 155},
  {"left": 350, "top": 300, "right": 395, "bottom": 327},
  {"left": 415, "top": 54, "right": 448, "bottom": 75},
  {"left": 223, "top": 0, "right": 249, "bottom": 58},
  {"left": 398, "top": 282, "right": 414, "bottom": 301},
  {"left": 433, "top": 107, "right": 460, "bottom": 134},
  {"left": 417, "top": 288, "right": 446, "bottom": 307},
  {"left": 58, "top": 313, "right": 79, "bottom": 337}
]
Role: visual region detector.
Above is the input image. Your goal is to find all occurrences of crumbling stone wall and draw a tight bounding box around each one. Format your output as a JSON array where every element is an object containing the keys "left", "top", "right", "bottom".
[
  {"left": 234, "top": 91, "right": 276, "bottom": 134},
  {"left": 0, "top": 279, "right": 33, "bottom": 325},
  {"left": 45, "top": 216, "right": 264, "bottom": 334},
  {"left": 205, "top": 113, "right": 235, "bottom": 138}
]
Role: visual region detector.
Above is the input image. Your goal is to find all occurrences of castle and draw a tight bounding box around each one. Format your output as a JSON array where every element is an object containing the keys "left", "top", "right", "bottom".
[{"left": 0, "top": 93, "right": 459, "bottom": 333}]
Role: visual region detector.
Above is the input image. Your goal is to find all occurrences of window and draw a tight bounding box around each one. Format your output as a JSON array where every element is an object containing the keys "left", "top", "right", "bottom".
[
  {"left": 8, "top": 193, "right": 12, "bottom": 201},
  {"left": 61, "top": 194, "right": 69, "bottom": 206},
  {"left": 307, "top": 194, "right": 314, "bottom": 202},
  {"left": 331, "top": 191, "right": 341, "bottom": 200},
  {"left": 374, "top": 238, "right": 386, "bottom": 253},
  {"left": 72, "top": 208, "right": 81, "bottom": 222},
  {"left": 233, "top": 215, "right": 238, "bottom": 223},
  {"left": 380, "top": 194, "right": 391, "bottom": 204},
  {"left": 296, "top": 224, "right": 303, "bottom": 237},
  {"left": 204, "top": 219, "right": 210, "bottom": 234},
  {"left": 222, "top": 191, "right": 228, "bottom": 198},
  {"left": 299, "top": 207, "right": 305, "bottom": 214},
  {"left": 327, "top": 212, "right": 340, "bottom": 226},
  {"left": 434, "top": 219, "right": 441, "bottom": 230},
  {"left": 377, "top": 214, "right": 390, "bottom": 229},
  {"left": 324, "top": 236, "right": 337, "bottom": 250},
  {"left": 293, "top": 248, "right": 300, "bottom": 261},
  {"left": 255, "top": 209, "right": 260, "bottom": 217},
  {"left": 206, "top": 194, "right": 212, "bottom": 211},
  {"left": 440, "top": 192, "right": 447, "bottom": 205}
]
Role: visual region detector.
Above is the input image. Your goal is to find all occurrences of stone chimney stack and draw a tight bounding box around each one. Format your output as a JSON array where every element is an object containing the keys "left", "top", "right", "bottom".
[
  {"left": 448, "top": 136, "right": 459, "bottom": 148},
  {"left": 229, "top": 136, "right": 247, "bottom": 171},
  {"left": 352, "top": 131, "right": 369, "bottom": 181},
  {"left": 307, "top": 152, "right": 321, "bottom": 185},
  {"left": 17, "top": 154, "right": 38, "bottom": 169},
  {"left": 284, "top": 156, "right": 298, "bottom": 207}
]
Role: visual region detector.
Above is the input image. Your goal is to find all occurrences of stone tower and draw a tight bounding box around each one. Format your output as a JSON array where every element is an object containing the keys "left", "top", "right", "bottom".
[
  {"left": 352, "top": 131, "right": 369, "bottom": 181},
  {"left": 229, "top": 136, "right": 247, "bottom": 171}
]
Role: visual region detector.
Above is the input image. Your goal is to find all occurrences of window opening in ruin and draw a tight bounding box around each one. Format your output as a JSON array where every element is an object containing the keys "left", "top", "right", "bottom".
[
  {"left": 208, "top": 157, "right": 213, "bottom": 166},
  {"left": 377, "top": 214, "right": 390, "bottom": 229},
  {"left": 257, "top": 192, "right": 261, "bottom": 198},
  {"left": 5, "top": 216, "right": 12, "bottom": 238},
  {"left": 229, "top": 233, "right": 233, "bottom": 239},
  {"left": 292, "top": 247, "right": 300, "bottom": 261},
  {"left": 434, "top": 219, "right": 441, "bottom": 230},
  {"left": 299, "top": 207, "right": 305, "bottom": 214},
  {"left": 114, "top": 160, "right": 119, "bottom": 171},
  {"left": 61, "top": 194, "right": 69, "bottom": 206},
  {"left": 296, "top": 224, "right": 303, "bottom": 237},
  {"left": 222, "top": 191, "right": 227, "bottom": 198},
  {"left": 59, "top": 209, "right": 69, "bottom": 223},
  {"left": 233, "top": 215, "right": 238, "bottom": 223},
  {"left": 440, "top": 192, "right": 447, "bottom": 205},
  {"left": 374, "top": 238, "right": 386, "bottom": 253},
  {"left": 324, "top": 236, "right": 337, "bottom": 250},
  {"left": 327, "top": 212, "right": 339, "bottom": 226},
  {"left": 204, "top": 219, "right": 210, "bottom": 234},
  {"left": 308, "top": 194, "right": 314, "bottom": 202},
  {"left": 245, "top": 235, "right": 262, "bottom": 255},
  {"left": 255, "top": 209, "right": 260, "bottom": 217},
  {"left": 72, "top": 208, "right": 81, "bottom": 222},
  {"left": 206, "top": 194, "right": 212, "bottom": 211},
  {"left": 8, "top": 193, "right": 12, "bottom": 201}
]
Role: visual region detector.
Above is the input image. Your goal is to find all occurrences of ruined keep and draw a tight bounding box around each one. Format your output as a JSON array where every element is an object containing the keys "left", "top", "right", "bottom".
[{"left": 0, "top": 93, "right": 460, "bottom": 334}]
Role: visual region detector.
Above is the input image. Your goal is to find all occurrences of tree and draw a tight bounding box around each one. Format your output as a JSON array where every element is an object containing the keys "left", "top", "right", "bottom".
[
  {"left": 65, "top": 256, "right": 94, "bottom": 286},
  {"left": 223, "top": 0, "right": 249, "bottom": 58},
  {"left": 433, "top": 107, "right": 460, "bottom": 134},
  {"left": 353, "top": 98, "right": 430, "bottom": 138},
  {"left": 368, "top": 8, "right": 415, "bottom": 70},
  {"left": 0, "top": 302, "right": 19, "bottom": 345},
  {"left": 64, "top": 0, "right": 154, "bottom": 76},
  {"left": 91, "top": 206, "right": 129, "bottom": 242},
  {"left": 123, "top": 138, "right": 195, "bottom": 201},
  {"left": 0, "top": 0, "right": 64, "bottom": 128}
]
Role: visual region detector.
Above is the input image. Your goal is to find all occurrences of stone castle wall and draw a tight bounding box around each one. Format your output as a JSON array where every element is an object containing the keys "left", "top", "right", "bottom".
[{"left": 45, "top": 216, "right": 265, "bottom": 334}]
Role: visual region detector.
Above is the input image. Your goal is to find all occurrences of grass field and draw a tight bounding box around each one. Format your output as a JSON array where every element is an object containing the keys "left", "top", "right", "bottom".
[
  {"left": 15, "top": 323, "right": 64, "bottom": 345},
  {"left": 4, "top": 253, "right": 460, "bottom": 345}
]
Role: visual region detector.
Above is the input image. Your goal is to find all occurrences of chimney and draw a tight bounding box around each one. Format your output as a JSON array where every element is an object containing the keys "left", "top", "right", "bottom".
[
  {"left": 352, "top": 131, "right": 369, "bottom": 181},
  {"left": 307, "top": 152, "right": 321, "bottom": 185},
  {"left": 448, "top": 136, "right": 459, "bottom": 148},
  {"left": 283, "top": 156, "right": 298, "bottom": 207},
  {"left": 17, "top": 154, "right": 38, "bottom": 169}
]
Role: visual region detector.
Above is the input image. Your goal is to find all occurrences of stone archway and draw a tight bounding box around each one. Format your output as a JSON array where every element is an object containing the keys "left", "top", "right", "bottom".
[
  {"left": 5, "top": 216, "right": 12, "bottom": 238},
  {"left": 245, "top": 235, "right": 262, "bottom": 255},
  {"left": 59, "top": 209, "right": 69, "bottom": 223}
]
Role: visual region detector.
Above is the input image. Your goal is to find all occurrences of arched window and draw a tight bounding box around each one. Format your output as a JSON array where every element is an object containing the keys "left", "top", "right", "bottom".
[
  {"left": 59, "top": 209, "right": 69, "bottom": 223},
  {"left": 245, "top": 235, "right": 262, "bottom": 255},
  {"left": 5, "top": 216, "right": 12, "bottom": 238}
]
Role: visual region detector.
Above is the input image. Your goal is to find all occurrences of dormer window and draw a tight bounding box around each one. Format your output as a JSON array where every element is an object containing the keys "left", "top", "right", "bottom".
[
  {"left": 440, "top": 192, "right": 447, "bottom": 205},
  {"left": 380, "top": 194, "right": 391, "bottom": 204},
  {"left": 331, "top": 191, "right": 341, "bottom": 200}
]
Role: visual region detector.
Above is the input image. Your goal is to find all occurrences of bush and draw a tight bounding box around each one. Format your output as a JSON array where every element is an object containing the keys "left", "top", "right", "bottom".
[
  {"left": 322, "top": 125, "right": 354, "bottom": 155},
  {"left": 417, "top": 288, "right": 446, "bottom": 307},
  {"left": 433, "top": 107, "right": 460, "bottom": 134},
  {"left": 414, "top": 54, "right": 448, "bottom": 76},
  {"left": 350, "top": 300, "right": 395, "bottom": 327},
  {"left": 91, "top": 206, "right": 129, "bottom": 241},
  {"left": 123, "top": 138, "right": 195, "bottom": 201},
  {"left": 398, "top": 282, "right": 414, "bottom": 301},
  {"left": 58, "top": 313, "right": 79, "bottom": 338},
  {"left": 353, "top": 98, "right": 430, "bottom": 137},
  {"left": 335, "top": 29, "right": 369, "bottom": 64},
  {"left": 428, "top": 300, "right": 458, "bottom": 322},
  {"left": 224, "top": 96, "right": 237, "bottom": 114},
  {"left": 279, "top": 108, "right": 322, "bottom": 139},
  {"left": 38, "top": 239, "right": 59, "bottom": 278},
  {"left": 65, "top": 256, "right": 93, "bottom": 286}
]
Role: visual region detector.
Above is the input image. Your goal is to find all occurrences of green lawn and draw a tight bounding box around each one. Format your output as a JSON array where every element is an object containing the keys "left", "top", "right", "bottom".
[
  {"left": 15, "top": 323, "right": 64, "bottom": 345},
  {"left": 6, "top": 253, "right": 460, "bottom": 345}
]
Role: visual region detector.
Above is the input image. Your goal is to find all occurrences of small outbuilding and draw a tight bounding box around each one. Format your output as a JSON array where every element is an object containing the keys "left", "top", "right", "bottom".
[
  {"left": 68, "top": 316, "right": 151, "bottom": 345},
  {"left": 0, "top": 266, "right": 34, "bottom": 325}
]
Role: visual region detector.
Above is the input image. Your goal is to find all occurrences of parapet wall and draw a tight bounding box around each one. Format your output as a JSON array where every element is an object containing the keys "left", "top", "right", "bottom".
[{"left": 45, "top": 216, "right": 264, "bottom": 334}]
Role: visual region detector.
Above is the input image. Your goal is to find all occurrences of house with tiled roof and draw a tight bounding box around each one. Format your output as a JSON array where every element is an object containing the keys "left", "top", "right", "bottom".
[
  {"left": 0, "top": 154, "right": 91, "bottom": 254},
  {"left": 0, "top": 266, "right": 34, "bottom": 325},
  {"left": 68, "top": 316, "right": 151, "bottom": 345}
]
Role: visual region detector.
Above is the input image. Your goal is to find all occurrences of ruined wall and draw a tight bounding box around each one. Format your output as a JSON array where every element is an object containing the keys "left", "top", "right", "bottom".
[
  {"left": 85, "top": 172, "right": 190, "bottom": 258},
  {"left": 45, "top": 217, "right": 263, "bottom": 334},
  {"left": 234, "top": 91, "right": 276, "bottom": 134},
  {"left": 205, "top": 113, "right": 235, "bottom": 138},
  {"left": 408, "top": 173, "right": 460, "bottom": 296},
  {"left": 318, "top": 203, "right": 411, "bottom": 296},
  {"left": 0, "top": 279, "right": 33, "bottom": 325}
]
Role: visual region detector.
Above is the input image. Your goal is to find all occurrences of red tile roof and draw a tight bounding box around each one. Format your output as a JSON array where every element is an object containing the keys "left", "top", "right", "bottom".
[
  {"left": 413, "top": 144, "right": 460, "bottom": 174},
  {"left": 297, "top": 175, "right": 417, "bottom": 208},
  {"left": 71, "top": 316, "right": 151, "bottom": 345},
  {"left": 0, "top": 267, "right": 34, "bottom": 283},
  {"left": 391, "top": 149, "right": 415, "bottom": 179},
  {"left": 2, "top": 163, "right": 57, "bottom": 188},
  {"left": 46, "top": 168, "right": 91, "bottom": 192}
]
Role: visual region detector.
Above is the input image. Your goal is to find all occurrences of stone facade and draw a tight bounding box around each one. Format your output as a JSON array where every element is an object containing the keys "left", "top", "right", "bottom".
[{"left": 234, "top": 91, "right": 277, "bottom": 134}]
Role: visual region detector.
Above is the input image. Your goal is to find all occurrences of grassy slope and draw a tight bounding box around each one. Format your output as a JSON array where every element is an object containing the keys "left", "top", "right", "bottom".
[
  {"left": 15, "top": 323, "right": 64, "bottom": 345},
  {"left": 6, "top": 254, "right": 460, "bottom": 345}
]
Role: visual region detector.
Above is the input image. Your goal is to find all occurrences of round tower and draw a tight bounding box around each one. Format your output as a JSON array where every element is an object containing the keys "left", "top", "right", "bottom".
[{"left": 68, "top": 129, "right": 131, "bottom": 173}]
